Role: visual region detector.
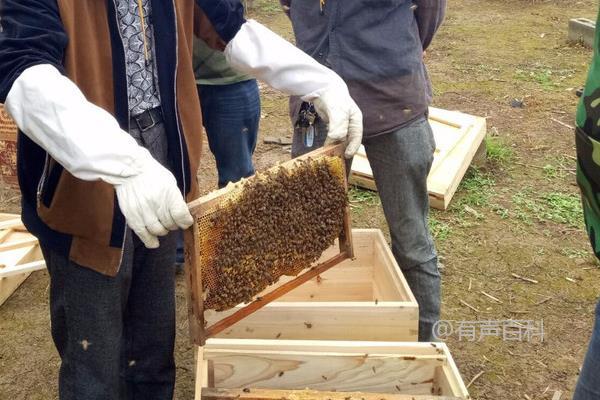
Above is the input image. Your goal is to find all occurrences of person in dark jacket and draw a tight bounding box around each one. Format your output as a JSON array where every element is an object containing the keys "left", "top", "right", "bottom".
[
  {"left": 281, "top": 0, "right": 446, "bottom": 341},
  {"left": 0, "top": 1, "right": 362, "bottom": 398}
]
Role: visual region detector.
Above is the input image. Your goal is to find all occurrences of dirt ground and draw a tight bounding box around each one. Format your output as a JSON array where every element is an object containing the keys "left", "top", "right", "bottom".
[{"left": 1, "top": 1, "right": 600, "bottom": 399}]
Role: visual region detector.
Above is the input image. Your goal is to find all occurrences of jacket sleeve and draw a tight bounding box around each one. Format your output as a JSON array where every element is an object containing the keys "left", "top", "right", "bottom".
[
  {"left": 414, "top": 0, "right": 446, "bottom": 51},
  {"left": 193, "top": 0, "right": 246, "bottom": 43},
  {"left": 0, "top": 0, "right": 68, "bottom": 101}
]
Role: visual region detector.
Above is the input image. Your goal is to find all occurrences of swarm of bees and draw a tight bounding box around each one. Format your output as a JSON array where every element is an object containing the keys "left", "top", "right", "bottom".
[{"left": 202, "top": 156, "right": 347, "bottom": 311}]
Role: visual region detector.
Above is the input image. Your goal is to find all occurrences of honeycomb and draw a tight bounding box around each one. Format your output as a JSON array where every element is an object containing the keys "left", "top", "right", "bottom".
[{"left": 195, "top": 156, "right": 347, "bottom": 311}]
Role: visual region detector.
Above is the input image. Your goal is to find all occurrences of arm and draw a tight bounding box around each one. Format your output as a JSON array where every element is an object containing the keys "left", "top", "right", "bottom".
[
  {"left": 194, "top": 0, "right": 362, "bottom": 157},
  {"left": 1, "top": 0, "right": 192, "bottom": 248},
  {"left": 414, "top": 0, "right": 447, "bottom": 51}
]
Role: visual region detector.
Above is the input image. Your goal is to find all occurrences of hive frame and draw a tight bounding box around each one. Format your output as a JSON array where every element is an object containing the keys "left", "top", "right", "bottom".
[{"left": 185, "top": 144, "right": 353, "bottom": 346}]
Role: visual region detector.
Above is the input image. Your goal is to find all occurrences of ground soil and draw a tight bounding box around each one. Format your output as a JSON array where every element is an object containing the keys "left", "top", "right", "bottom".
[{"left": 1, "top": 1, "right": 600, "bottom": 399}]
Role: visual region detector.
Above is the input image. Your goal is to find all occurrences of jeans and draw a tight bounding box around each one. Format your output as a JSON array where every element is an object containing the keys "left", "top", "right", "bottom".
[
  {"left": 574, "top": 300, "right": 600, "bottom": 399},
  {"left": 176, "top": 79, "right": 260, "bottom": 264},
  {"left": 292, "top": 116, "right": 441, "bottom": 342},
  {"left": 42, "top": 121, "right": 178, "bottom": 399},
  {"left": 199, "top": 80, "right": 260, "bottom": 188}
]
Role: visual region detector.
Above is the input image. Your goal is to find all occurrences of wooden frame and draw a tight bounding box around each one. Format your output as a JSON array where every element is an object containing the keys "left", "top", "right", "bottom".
[
  {"left": 207, "top": 229, "right": 419, "bottom": 342},
  {"left": 0, "top": 213, "right": 45, "bottom": 306},
  {"left": 186, "top": 144, "right": 354, "bottom": 346},
  {"left": 349, "top": 107, "right": 487, "bottom": 210},
  {"left": 197, "top": 340, "right": 470, "bottom": 400}
]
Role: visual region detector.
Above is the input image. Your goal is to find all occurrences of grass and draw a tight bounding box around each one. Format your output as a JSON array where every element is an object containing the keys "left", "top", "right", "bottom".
[
  {"left": 429, "top": 214, "right": 452, "bottom": 241},
  {"left": 486, "top": 136, "right": 514, "bottom": 165},
  {"left": 454, "top": 168, "right": 496, "bottom": 209},
  {"left": 348, "top": 186, "right": 380, "bottom": 212},
  {"left": 511, "top": 189, "right": 583, "bottom": 228}
]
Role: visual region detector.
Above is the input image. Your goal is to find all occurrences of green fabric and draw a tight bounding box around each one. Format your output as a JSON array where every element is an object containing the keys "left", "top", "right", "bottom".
[
  {"left": 576, "top": 8, "right": 600, "bottom": 258},
  {"left": 193, "top": 37, "right": 251, "bottom": 86}
]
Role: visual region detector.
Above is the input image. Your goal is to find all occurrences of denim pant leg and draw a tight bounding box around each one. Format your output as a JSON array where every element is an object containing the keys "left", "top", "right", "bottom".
[
  {"left": 121, "top": 232, "right": 178, "bottom": 400},
  {"left": 363, "top": 117, "right": 441, "bottom": 342},
  {"left": 199, "top": 80, "right": 260, "bottom": 187},
  {"left": 574, "top": 300, "right": 600, "bottom": 399},
  {"left": 43, "top": 237, "right": 133, "bottom": 400}
]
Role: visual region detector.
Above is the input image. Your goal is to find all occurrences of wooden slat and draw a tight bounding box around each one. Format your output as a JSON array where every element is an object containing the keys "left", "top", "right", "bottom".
[
  {"left": 0, "top": 260, "right": 46, "bottom": 278},
  {"left": 0, "top": 236, "right": 38, "bottom": 252},
  {"left": 202, "top": 388, "right": 461, "bottom": 400},
  {"left": 207, "top": 352, "right": 439, "bottom": 394},
  {"left": 0, "top": 218, "right": 24, "bottom": 231},
  {"left": 204, "top": 339, "right": 449, "bottom": 356},
  {"left": 210, "top": 301, "right": 417, "bottom": 341}
]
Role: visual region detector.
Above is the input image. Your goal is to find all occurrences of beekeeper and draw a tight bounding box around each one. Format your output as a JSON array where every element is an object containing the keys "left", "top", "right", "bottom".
[{"left": 0, "top": 1, "right": 362, "bottom": 398}]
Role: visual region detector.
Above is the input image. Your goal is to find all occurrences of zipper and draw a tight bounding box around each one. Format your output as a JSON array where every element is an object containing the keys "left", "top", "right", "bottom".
[
  {"left": 112, "top": 0, "right": 132, "bottom": 266},
  {"left": 171, "top": 0, "right": 187, "bottom": 196},
  {"left": 36, "top": 153, "right": 50, "bottom": 208}
]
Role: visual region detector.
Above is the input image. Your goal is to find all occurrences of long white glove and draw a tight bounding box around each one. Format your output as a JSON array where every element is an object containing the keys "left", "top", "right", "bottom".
[
  {"left": 225, "top": 20, "right": 362, "bottom": 158},
  {"left": 5, "top": 64, "right": 193, "bottom": 248}
]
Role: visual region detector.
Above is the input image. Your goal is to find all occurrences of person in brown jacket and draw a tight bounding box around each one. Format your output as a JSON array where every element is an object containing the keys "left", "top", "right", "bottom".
[{"left": 0, "top": 1, "right": 362, "bottom": 398}]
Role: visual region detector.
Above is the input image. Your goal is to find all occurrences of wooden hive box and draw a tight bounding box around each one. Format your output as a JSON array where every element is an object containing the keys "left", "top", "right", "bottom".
[
  {"left": 0, "top": 214, "right": 45, "bottom": 306},
  {"left": 0, "top": 104, "right": 18, "bottom": 189},
  {"left": 350, "top": 107, "right": 487, "bottom": 210},
  {"left": 206, "top": 229, "right": 419, "bottom": 342},
  {"left": 199, "top": 340, "right": 470, "bottom": 400}
]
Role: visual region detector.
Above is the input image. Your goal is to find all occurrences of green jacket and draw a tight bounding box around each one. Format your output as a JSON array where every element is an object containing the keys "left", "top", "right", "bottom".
[
  {"left": 193, "top": 37, "right": 251, "bottom": 85},
  {"left": 576, "top": 9, "right": 600, "bottom": 258}
]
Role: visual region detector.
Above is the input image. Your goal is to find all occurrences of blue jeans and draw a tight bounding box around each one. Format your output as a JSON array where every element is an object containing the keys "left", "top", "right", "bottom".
[
  {"left": 574, "top": 300, "right": 600, "bottom": 399},
  {"left": 176, "top": 80, "right": 260, "bottom": 264}
]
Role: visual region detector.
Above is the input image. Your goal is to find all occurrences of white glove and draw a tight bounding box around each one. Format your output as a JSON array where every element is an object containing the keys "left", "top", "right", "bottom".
[
  {"left": 225, "top": 20, "right": 363, "bottom": 158},
  {"left": 5, "top": 64, "right": 193, "bottom": 248},
  {"left": 114, "top": 149, "right": 193, "bottom": 248},
  {"left": 313, "top": 86, "right": 363, "bottom": 158}
]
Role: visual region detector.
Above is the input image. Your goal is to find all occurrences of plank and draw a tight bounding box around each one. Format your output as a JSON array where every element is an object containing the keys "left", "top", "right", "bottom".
[
  {"left": 207, "top": 351, "right": 439, "bottom": 394},
  {"left": 209, "top": 301, "right": 418, "bottom": 341},
  {"left": 204, "top": 339, "right": 450, "bottom": 356},
  {"left": 202, "top": 388, "right": 461, "bottom": 400},
  {"left": 372, "top": 230, "right": 415, "bottom": 303},
  {"left": 349, "top": 108, "right": 487, "bottom": 210},
  {"left": 0, "top": 260, "right": 46, "bottom": 278},
  {"left": 0, "top": 236, "right": 38, "bottom": 252}
]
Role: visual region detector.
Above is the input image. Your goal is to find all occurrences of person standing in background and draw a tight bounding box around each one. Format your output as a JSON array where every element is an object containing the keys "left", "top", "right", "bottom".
[
  {"left": 280, "top": 0, "right": 446, "bottom": 341},
  {"left": 176, "top": 38, "right": 261, "bottom": 269},
  {"left": 573, "top": 6, "right": 600, "bottom": 399}
]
